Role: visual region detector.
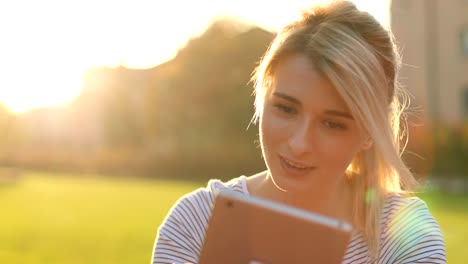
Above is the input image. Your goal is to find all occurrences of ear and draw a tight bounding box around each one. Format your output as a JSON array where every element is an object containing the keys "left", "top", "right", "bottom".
[{"left": 361, "top": 137, "right": 373, "bottom": 150}]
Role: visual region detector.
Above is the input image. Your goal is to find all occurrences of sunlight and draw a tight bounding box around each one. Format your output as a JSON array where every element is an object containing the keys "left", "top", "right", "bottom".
[{"left": 0, "top": 0, "right": 389, "bottom": 113}]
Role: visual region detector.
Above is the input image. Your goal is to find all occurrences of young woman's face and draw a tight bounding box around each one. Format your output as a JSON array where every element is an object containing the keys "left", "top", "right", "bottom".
[{"left": 260, "top": 54, "right": 369, "bottom": 195}]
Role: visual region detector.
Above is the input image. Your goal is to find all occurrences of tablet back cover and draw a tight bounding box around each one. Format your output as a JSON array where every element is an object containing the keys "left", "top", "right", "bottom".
[{"left": 199, "top": 191, "right": 352, "bottom": 264}]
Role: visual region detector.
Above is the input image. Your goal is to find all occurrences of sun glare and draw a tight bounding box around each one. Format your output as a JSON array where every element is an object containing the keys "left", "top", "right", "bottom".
[{"left": 0, "top": 0, "right": 389, "bottom": 113}]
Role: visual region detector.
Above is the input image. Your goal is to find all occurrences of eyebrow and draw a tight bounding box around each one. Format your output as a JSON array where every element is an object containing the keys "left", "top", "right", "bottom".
[
  {"left": 273, "top": 92, "right": 301, "bottom": 105},
  {"left": 324, "top": 110, "right": 354, "bottom": 120},
  {"left": 273, "top": 92, "right": 354, "bottom": 120}
]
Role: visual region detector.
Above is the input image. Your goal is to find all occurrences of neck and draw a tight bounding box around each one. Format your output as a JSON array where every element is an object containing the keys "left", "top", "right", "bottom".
[{"left": 253, "top": 172, "right": 353, "bottom": 222}]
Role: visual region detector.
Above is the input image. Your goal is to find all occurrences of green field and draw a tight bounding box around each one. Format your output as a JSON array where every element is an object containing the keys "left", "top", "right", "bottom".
[
  {"left": 0, "top": 171, "right": 466, "bottom": 263},
  {"left": 0, "top": 171, "right": 202, "bottom": 264}
]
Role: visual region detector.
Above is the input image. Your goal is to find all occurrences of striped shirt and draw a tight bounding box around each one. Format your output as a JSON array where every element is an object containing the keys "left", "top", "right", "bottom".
[{"left": 152, "top": 176, "right": 446, "bottom": 263}]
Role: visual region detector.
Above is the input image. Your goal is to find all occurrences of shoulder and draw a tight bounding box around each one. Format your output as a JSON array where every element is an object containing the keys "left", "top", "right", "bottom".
[
  {"left": 206, "top": 175, "right": 249, "bottom": 195},
  {"left": 174, "top": 175, "right": 248, "bottom": 212},
  {"left": 380, "top": 194, "right": 438, "bottom": 230},
  {"left": 168, "top": 175, "right": 247, "bottom": 212},
  {"left": 378, "top": 193, "right": 446, "bottom": 263},
  {"left": 158, "top": 175, "right": 248, "bottom": 238},
  {"left": 153, "top": 176, "right": 248, "bottom": 263}
]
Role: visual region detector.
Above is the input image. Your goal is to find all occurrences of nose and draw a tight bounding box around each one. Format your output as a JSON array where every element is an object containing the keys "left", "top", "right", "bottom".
[{"left": 287, "top": 117, "right": 315, "bottom": 156}]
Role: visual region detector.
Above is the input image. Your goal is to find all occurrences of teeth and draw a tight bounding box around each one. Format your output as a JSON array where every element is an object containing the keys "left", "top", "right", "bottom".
[{"left": 284, "top": 158, "right": 309, "bottom": 169}]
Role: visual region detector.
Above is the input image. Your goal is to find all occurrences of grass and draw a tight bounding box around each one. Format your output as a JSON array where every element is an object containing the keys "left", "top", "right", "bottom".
[
  {"left": 419, "top": 192, "right": 468, "bottom": 263},
  {"left": 0, "top": 171, "right": 466, "bottom": 263},
  {"left": 0, "top": 171, "right": 202, "bottom": 264}
]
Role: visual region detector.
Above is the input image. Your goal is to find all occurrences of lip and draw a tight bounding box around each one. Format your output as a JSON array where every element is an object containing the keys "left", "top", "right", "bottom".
[{"left": 279, "top": 155, "right": 316, "bottom": 177}]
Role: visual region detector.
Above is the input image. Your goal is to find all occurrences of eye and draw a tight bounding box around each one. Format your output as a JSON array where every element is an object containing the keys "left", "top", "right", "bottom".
[
  {"left": 323, "top": 120, "right": 347, "bottom": 130},
  {"left": 274, "top": 103, "right": 297, "bottom": 115}
]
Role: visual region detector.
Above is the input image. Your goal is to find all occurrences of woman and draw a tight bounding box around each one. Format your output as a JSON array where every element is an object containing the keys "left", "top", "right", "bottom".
[{"left": 152, "top": 1, "right": 446, "bottom": 263}]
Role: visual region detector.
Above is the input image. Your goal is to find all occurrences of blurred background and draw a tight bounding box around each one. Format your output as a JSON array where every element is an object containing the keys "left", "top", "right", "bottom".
[{"left": 0, "top": 0, "right": 466, "bottom": 263}]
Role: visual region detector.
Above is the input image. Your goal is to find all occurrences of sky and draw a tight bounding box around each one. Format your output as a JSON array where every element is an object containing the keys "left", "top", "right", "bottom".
[{"left": 0, "top": 0, "right": 390, "bottom": 113}]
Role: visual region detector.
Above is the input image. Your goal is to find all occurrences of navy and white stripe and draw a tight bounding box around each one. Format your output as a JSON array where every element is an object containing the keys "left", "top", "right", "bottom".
[{"left": 152, "top": 176, "right": 446, "bottom": 263}]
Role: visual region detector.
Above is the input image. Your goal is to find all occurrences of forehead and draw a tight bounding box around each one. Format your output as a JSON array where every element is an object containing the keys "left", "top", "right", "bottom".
[{"left": 271, "top": 54, "right": 349, "bottom": 112}]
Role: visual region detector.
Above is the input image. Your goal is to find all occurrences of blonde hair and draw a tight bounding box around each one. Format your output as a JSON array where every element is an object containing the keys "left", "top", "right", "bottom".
[{"left": 251, "top": 0, "right": 418, "bottom": 258}]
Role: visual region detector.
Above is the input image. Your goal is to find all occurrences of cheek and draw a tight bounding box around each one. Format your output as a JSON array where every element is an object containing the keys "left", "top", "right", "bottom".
[
  {"left": 316, "top": 133, "right": 363, "bottom": 168},
  {"left": 260, "top": 109, "right": 291, "bottom": 143},
  {"left": 262, "top": 109, "right": 290, "bottom": 130}
]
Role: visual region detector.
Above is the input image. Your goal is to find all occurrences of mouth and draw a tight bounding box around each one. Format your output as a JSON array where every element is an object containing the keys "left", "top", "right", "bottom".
[{"left": 279, "top": 155, "right": 316, "bottom": 174}]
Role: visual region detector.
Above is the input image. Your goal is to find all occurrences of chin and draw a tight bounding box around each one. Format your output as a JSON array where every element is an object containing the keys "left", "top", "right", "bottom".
[{"left": 268, "top": 167, "right": 314, "bottom": 194}]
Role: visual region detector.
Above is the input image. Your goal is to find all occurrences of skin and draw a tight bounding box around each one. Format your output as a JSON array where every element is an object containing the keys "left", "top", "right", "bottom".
[{"left": 246, "top": 54, "right": 372, "bottom": 221}]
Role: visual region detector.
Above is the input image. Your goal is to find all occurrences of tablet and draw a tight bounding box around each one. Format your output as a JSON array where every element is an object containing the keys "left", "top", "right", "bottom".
[{"left": 198, "top": 190, "right": 352, "bottom": 264}]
